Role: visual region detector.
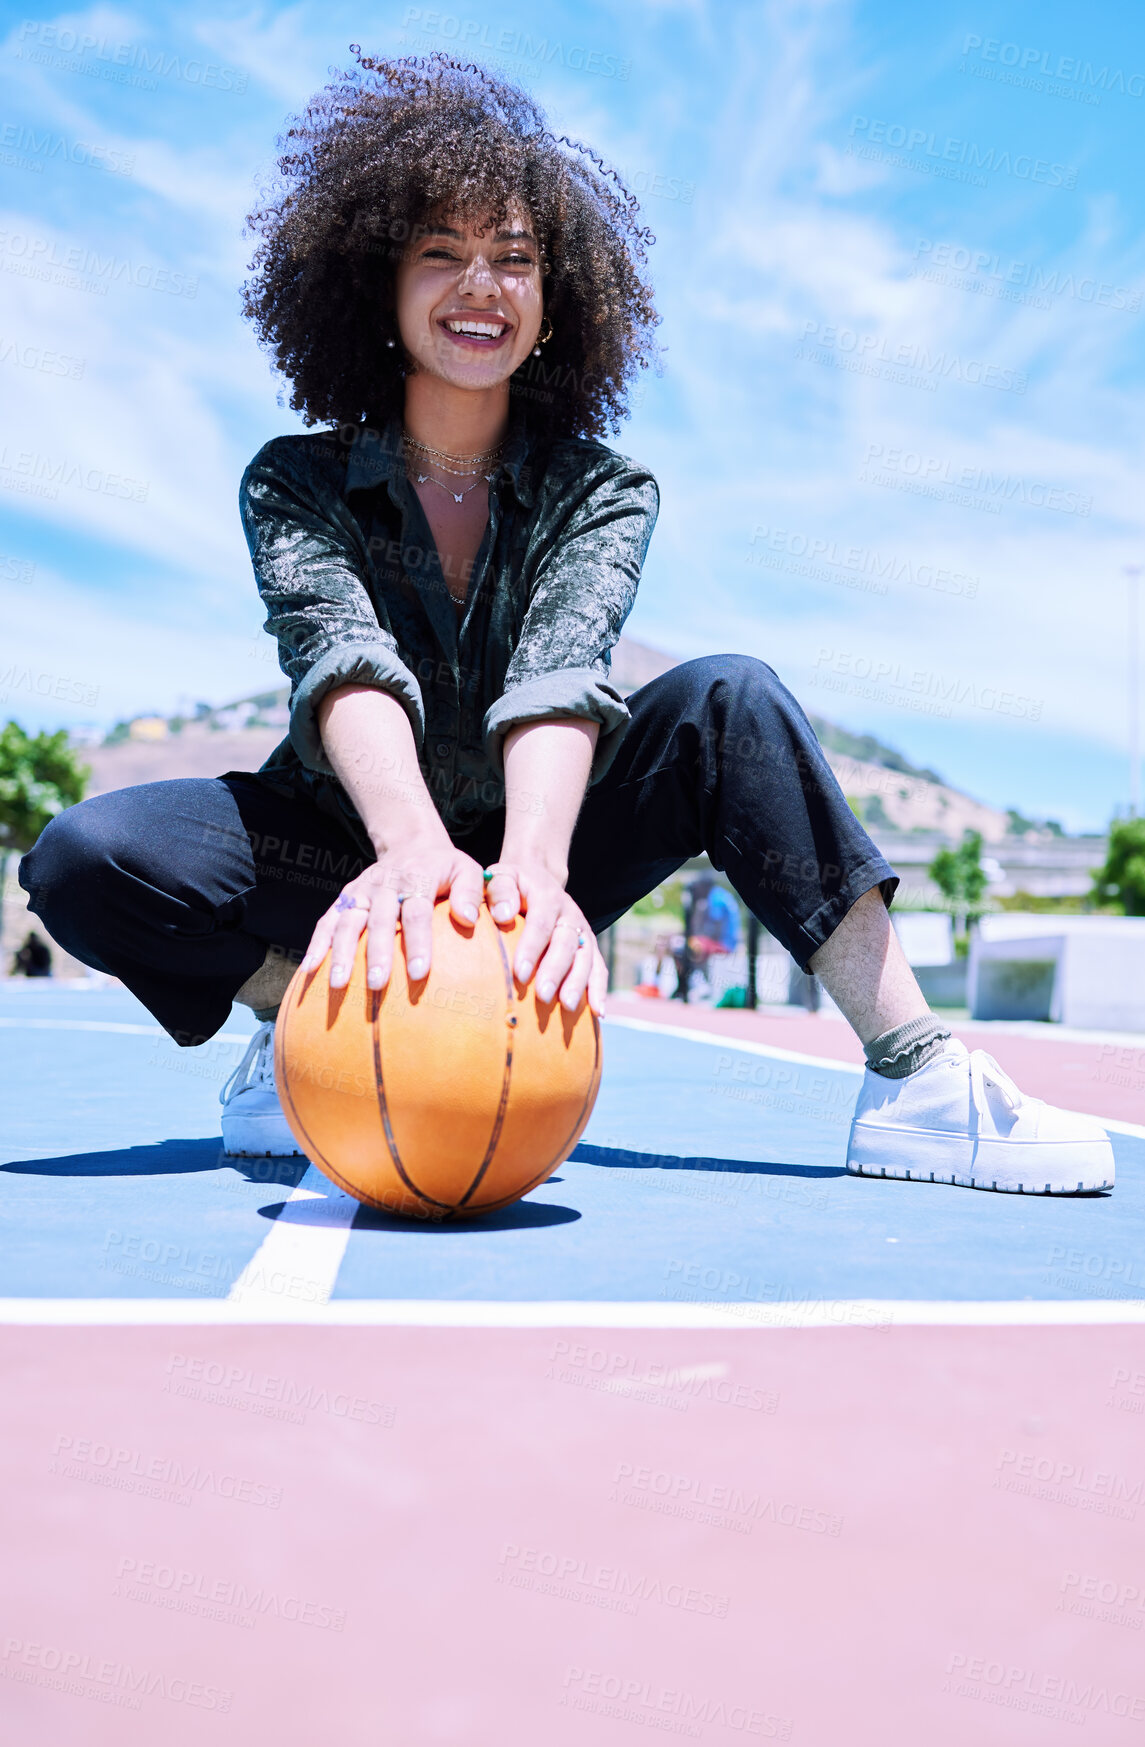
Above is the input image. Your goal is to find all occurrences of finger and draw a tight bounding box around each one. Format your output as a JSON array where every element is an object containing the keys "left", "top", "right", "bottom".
[
  {"left": 557, "top": 936, "right": 594, "bottom": 1013},
  {"left": 514, "top": 893, "right": 561, "bottom": 986},
  {"left": 483, "top": 863, "right": 520, "bottom": 926},
  {"left": 587, "top": 944, "right": 609, "bottom": 1016},
  {"left": 448, "top": 864, "right": 483, "bottom": 928},
  {"left": 299, "top": 913, "right": 336, "bottom": 974},
  {"left": 534, "top": 920, "right": 581, "bottom": 1004},
  {"left": 399, "top": 893, "right": 435, "bottom": 982},
  {"left": 364, "top": 887, "right": 400, "bottom": 991},
  {"left": 328, "top": 904, "right": 369, "bottom": 989}
]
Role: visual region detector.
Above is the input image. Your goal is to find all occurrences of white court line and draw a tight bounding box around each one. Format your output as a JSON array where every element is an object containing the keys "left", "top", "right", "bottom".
[
  {"left": 226, "top": 1164, "right": 359, "bottom": 1310},
  {"left": 0, "top": 1018, "right": 252, "bottom": 1040},
  {"left": 2, "top": 1298, "right": 1145, "bottom": 1327},
  {"left": 0, "top": 1016, "right": 354, "bottom": 1306},
  {"left": 605, "top": 1015, "right": 864, "bottom": 1074},
  {"left": 605, "top": 1017, "right": 1145, "bottom": 1141}
]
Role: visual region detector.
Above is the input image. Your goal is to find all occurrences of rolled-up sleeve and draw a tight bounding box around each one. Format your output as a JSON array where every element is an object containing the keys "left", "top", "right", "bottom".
[
  {"left": 482, "top": 462, "right": 659, "bottom": 780},
  {"left": 239, "top": 439, "right": 424, "bottom": 775}
]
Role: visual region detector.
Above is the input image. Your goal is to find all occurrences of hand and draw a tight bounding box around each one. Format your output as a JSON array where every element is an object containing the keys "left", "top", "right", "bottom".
[
  {"left": 483, "top": 859, "right": 607, "bottom": 1016},
  {"left": 300, "top": 837, "right": 485, "bottom": 991}
]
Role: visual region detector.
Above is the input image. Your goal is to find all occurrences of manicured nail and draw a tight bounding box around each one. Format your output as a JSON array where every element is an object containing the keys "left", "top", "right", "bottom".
[
  {"left": 407, "top": 957, "right": 428, "bottom": 980},
  {"left": 459, "top": 904, "right": 479, "bottom": 924},
  {"left": 537, "top": 979, "right": 556, "bottom": 1003},
  {"left": 493, "top": 903, "right": 513, "bottom": 923},
  {"left": 516, "top": 958, "right": 533, "bottom": 982},
  {"left": 330, "top": 963, "right": 348, "bottom": 984},
  {"left": 367, "top": 968, "right": 385, "bottom": 989}
]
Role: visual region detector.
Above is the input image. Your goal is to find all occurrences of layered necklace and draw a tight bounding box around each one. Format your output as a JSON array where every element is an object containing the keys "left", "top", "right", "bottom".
[{"left": 402, "top": 433, "right": 505, "bottom": 505}]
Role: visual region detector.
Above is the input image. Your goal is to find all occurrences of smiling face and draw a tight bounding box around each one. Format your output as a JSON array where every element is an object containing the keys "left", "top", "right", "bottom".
[{"left": 393, "top": 201, "right": 544, "bottom": 392}]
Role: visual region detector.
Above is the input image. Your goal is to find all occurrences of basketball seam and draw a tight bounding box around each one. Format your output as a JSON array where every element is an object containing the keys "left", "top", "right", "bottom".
[
  {"left": 371, "top": 988, "right": 454, "bottom": 1212},
  {"left": 464, "top": 1012, "right": 602, "bottom": 1211},
  {"left": 456, "top": 922, "right": 516, "bottom": 1207}
]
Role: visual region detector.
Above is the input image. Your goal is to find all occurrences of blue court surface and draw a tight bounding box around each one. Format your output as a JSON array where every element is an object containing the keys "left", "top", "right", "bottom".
[{"left": 2, "top": 980, "right": 1143, "bottom": 1309}]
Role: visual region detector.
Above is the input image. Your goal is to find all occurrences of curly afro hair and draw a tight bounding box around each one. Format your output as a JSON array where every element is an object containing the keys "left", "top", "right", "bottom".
[{"left": 242, "top": 49, "right": 660, "bottom": 441}]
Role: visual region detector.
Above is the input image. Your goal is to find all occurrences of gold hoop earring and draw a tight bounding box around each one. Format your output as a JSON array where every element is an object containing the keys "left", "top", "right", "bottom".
[{"left": 532, "top": 317, "right": 553, "bottom": 356}]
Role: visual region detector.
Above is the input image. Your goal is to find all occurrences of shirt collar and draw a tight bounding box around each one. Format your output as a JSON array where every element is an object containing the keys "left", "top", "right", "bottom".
[{"left": 344, "top": 406, "right": 535, "bottom": 508}]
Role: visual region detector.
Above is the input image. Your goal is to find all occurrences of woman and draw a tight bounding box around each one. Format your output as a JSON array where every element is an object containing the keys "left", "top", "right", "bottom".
[{"left": 21, "top": 53, "right": 1112, "bottom": 1196}]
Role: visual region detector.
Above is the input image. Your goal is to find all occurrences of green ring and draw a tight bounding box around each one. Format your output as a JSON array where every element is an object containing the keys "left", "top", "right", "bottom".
[{"left": 483, "top": 870, "right": 494, "bottom": 882}]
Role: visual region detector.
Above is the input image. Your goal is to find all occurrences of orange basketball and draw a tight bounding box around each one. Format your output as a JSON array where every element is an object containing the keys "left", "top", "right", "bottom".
[{"left": 274, "top": 902, "right": 602, "bottom": 1218}]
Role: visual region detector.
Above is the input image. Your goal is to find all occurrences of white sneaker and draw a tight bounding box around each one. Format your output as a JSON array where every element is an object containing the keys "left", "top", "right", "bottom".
[
  {"left": 219, "top": 1021, "right": 305, "bottom": 1158},
  {"left": 846, "top": 1039, "right": 1114, "bottom": 1194}
]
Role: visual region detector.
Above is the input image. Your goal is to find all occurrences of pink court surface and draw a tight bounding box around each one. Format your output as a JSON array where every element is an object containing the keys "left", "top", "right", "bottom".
[{"left": 2, "top": 984, "right": 1144, "bottom": 1744}]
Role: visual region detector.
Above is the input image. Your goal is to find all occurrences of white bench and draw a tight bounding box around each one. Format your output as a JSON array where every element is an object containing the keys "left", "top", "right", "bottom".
[{"left": 968, "top": 915, "right": 1145, "bottom": 1030}]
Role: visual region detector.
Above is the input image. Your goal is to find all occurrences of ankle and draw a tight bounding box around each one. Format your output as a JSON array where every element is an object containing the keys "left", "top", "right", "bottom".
[
  {"left": 864, "top": 1015, "right": 951, "bottom": 1079},
  {"left": 235, "top": 947, "right": 297, "bottom": 1015}
]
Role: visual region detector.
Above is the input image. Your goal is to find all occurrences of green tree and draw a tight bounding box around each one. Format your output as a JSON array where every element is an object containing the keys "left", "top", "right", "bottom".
[
  {"left": 1090, "top": 817, "right": 1145, "bottom": 916},
  {"left": 928, "top": 829, "right": 988, "bottom": 946},
  {"left": 0, "top": 721, "right": 89, "bottom": 960}
]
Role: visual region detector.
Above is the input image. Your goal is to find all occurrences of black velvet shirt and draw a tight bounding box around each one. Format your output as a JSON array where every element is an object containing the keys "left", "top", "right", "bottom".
[{"left": 238, "top": 410, "right": 660, "bottom": 853}]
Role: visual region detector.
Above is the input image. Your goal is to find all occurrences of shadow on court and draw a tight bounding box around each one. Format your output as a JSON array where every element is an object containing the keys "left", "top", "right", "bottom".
[
  {"left": 260, "top": 1197, "right": 583, "bottom": 1232},
  {"left": 1, "top": 1139, "right": 310, "bottom": 1191},
  {"left": 572, "top": 1141, "right": 845, "bottom": 1180}
]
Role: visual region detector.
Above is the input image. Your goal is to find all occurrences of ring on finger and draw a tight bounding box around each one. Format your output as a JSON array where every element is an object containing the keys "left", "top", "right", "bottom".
[{"left": 334, "top": 893, "right": 365, "bottom": 913}]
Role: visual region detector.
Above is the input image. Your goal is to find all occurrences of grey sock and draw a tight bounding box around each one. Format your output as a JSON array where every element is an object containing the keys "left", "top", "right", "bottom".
[
  {"left": 864, "top": 1014, "right": 952, "bottom": 1079},
  {"left": 252, "top": 1005, "right": 280, "bottom": 1025}
]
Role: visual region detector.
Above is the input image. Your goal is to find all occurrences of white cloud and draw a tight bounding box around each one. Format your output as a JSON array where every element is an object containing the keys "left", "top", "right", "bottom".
[{"left": 1, "top": 0, "right": 1142, "bottom": 826}]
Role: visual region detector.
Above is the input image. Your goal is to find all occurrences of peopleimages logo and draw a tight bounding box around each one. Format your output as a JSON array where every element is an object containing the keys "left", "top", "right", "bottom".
[
  {"left": 13, "top": 20, "right": 250, "bottom": 94},
  {"left": 400, "top": 8, "right": 630, "bottom": 79},
  {"left": 798, "top": 320, "right": 1026, "bottom": 393},
  {"left": 960, "top": 33, "right": 1145, "bottom": 100},
  {"left": 115, "top": 1557, "right": 346, "bottom": 1632},
  {"left": 498, "top": 1544, "right": 730, "bottom": 1618},
  {"left": 847, "top": 116, "right": 1077, "bottom": 189},
  {"left": 912, "top": 240, "right": 1140, "bottom": 313},
  {"left": 859, "top": 444, "right": 1092, "bottom": 517},
  {"left": 1, "top": 1639, "right": 231, "bottom": 1712},
  {"left": 748, "top": 525, "right": 980, "bottom": 597},
  {"left": 0, "top": 122, "right": 134, "bottom": 176},
  {"left": 560, "top": 1666, "right": 793, "bottom": 1738},
  {"left": 944, "top": 1651, "right": 1145, "bottom": 1721},
  {"left": 994, "top": 1447, "right": 1144, "bottom": 1519}
]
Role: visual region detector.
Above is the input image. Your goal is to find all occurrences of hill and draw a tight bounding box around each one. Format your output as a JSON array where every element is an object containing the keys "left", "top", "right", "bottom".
[{"left": 78, "top": 636, "right": 1009, "bottom": 840}]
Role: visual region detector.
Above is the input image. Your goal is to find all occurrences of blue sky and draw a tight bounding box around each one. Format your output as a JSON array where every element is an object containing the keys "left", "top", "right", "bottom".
[{"left": 0, "top": 0, "right": 1142, "bottom": 831}]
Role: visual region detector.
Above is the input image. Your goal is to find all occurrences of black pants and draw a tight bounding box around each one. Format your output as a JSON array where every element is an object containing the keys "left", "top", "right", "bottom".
[{"left": 20, "top": 657, "right": 896, "bottom": 1044}]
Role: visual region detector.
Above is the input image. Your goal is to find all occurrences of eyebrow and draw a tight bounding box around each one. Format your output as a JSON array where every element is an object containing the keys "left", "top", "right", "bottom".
[{"left": 421, "top": 225, "right": 536, "bottom": 243}]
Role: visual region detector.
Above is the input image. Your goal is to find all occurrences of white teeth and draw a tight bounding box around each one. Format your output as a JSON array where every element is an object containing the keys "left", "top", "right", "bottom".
[{"left": 445, "top": 320, "right": 506, "bottom": 338}]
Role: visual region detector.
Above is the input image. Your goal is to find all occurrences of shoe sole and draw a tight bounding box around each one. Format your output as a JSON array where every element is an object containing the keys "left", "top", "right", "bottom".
[
  {"left": 223, "top": 1145, "right": 308, "bottom": 1158},
  {"left": 847, "top": 1124, "right": 1115, "bottom": 1195},
  {"left": 220, "top": 1117, "right": 306, "bottom": 1159}
]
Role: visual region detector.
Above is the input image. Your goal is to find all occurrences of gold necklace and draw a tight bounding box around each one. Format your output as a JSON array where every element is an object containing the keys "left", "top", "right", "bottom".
[{"left": 402, "top": 433, "right": 505, "bottom": 472}]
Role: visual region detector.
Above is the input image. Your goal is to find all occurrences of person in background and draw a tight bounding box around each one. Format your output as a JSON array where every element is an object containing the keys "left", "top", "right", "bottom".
[
  {"left": 12, "top": 931, "right": 52, "bottom": 978},
  {"left": 674, "top": 874, "right": 740, "bottom": 1001}
]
